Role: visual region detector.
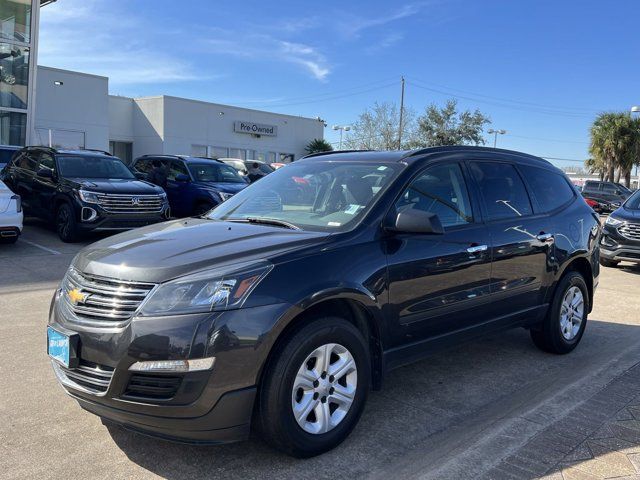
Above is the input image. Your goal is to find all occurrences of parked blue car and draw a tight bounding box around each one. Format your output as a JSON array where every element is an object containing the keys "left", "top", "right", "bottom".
[{"left": 131, "top": 155, "right": 248, "bottom": 217}]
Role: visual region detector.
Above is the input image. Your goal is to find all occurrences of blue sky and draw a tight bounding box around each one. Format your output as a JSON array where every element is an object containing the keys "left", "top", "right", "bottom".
[{"left": 38, "top": 0, "right": 640, "bottom": 169}]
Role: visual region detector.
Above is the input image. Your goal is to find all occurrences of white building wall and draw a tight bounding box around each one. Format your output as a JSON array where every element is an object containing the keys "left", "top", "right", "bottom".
[
  {"left": 108, "top": 95, "right": 134, "bottom": 143},
  {"left": 130, "top": 96, "right": 164, "bottom": 158},
  {"left": 34, "top": 66, "right": 109, "bottom": 150},
  {"left": 160, "top": 96, "right": 324, "bottom": 161}
]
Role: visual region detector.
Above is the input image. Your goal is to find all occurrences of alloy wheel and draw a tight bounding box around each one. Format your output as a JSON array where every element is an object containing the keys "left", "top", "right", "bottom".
[
  {"left": 291, "top": 343, "right": 357, "bottom": 435},
  {"left": 560, "top": 286, "right": 584, "bottom": 340}
]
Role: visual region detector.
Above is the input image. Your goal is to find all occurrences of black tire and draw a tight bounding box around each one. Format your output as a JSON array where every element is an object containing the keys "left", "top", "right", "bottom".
[
  {"left": 194, "top": 202, "right": 214, "bottom": 216},
  {"left": 600, "top": 258, "right": 619, "bottom": 268},
  {"left": 531, "top": 271, "right": 589, "bottom": 354},
  {"left": 56, "top": 203, "right": 79, "bottom": 242},
  {"left": 257, "top": 316, "right": 371, "bottom": 458}
]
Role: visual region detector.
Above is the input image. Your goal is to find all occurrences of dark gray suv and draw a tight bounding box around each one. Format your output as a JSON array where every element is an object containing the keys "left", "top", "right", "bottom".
[{"left": 47, "top": 147, "right": 600, "bottom": 457}]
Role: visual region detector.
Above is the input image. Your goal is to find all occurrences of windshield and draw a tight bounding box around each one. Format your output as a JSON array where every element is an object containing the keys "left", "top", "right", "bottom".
[
  {"left": 57, "top": 156, "right": 134, "bottom": 179},
  {"left": 188, "top": 163, "right": 246, "bottom": 183},
  {"left": 624, "top": 190, "right": 640, "bottom": 210},
  {"left": 208, "top": 161, "right": 402, "bottom": 232}
]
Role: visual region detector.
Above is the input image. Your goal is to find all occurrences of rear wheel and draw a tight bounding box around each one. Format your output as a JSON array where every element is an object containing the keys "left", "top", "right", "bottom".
[
  {"left": 531, "top": 271, "right": 589, "bottom": 354},
  {"left": 257, "top": 316, "right": 370, "bottom": 457},
  {"left": 56, "top": 203, "right": 79, "bottom": 242},
  {"left": 600, "top": 258, "right": 619, "bottom": 268}
]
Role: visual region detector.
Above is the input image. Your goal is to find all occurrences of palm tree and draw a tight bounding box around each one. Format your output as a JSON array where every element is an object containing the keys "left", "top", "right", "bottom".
[
  {"left": 588, "top": 113, "right": 640, "bottom": 187},
  {"left": 305, "top": 138, "right": 333, "bottom": 154}
]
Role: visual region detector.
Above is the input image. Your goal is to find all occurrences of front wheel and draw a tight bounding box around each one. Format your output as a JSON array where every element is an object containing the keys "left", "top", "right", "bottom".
[
  {"left": 257, "top": 317, "right": 370, "bottom": 457},
  {"left": 531, "top": 271, "right": 589, "bottom": 354},
  {"left": 56, "top": 203, "right": 79, "bottom": 242}
]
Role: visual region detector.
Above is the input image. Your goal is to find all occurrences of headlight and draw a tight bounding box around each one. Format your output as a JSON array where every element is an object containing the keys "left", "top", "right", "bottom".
[
  {"left": 138, "top": 261, "right": 272, "bottom": 316},
  {"left": 78, "top": 190, "right": 99, "bottom": 204},
  {"left": 218, "top": 192, "right": 234, "bottom": 202},
  {"left": 605, "top": 216, "right": 623, "bottom": 227}
]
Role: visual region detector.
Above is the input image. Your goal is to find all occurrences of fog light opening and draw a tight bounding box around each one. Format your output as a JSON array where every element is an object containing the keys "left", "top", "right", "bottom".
[{"left": 81, "top": 207, "right": 98, "bottom": 222}]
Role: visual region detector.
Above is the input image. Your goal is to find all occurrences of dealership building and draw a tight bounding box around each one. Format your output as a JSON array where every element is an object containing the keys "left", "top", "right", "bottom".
[{"left": 1, "top": 0, "right": 325, "bottom": 164}]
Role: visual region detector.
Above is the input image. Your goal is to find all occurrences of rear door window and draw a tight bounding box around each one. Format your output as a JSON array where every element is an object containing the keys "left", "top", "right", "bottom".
[
  {"left": 519, "top": 165, "right": 575, "bottom": 213},
  {"left": 469, "top": 162, "right": 533, "bottom": 220}
]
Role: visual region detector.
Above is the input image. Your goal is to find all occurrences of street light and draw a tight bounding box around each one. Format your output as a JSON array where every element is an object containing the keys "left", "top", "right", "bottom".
[
  {"left": 487, "top": 129, "right": 506, "bottom": 148},
  {"left": 631, "top": 106, "right": 640, "bottom": 113},
  {"left": 332, "top": 125, "right": 351, "bottom": 149}
]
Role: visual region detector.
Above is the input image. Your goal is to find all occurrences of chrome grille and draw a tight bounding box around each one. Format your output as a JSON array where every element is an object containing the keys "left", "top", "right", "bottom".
[
  {"left": 61, "top": 268, "right": 155, "bottom": 326},
  {"left": 53, "top": 360, "right": 114, "bottom": 395},
  {"left": 619, "top": 223, "right": 640, "bottom": 241},
  {"left": 96, "top": 193, "right": 164, "bottom": 214}
]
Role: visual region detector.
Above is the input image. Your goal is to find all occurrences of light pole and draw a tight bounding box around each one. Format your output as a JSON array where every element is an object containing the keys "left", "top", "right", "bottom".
[
  {"left": 487, "top": 129, "right": 506, "bottom": 148},
  {"left": 631, "top": 107, "right": 640, "bottom": 188},
  {"left": 333, "top": 125, "right": 351, "bottom": 149}
]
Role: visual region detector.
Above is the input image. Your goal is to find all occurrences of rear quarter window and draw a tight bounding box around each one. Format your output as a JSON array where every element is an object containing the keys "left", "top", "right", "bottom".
[{"left": 519, "top": 165, "right": 575, "bottom": 213}]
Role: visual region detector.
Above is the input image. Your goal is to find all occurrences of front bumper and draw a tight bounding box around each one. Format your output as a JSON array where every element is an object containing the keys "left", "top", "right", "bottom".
[
  {"left": 48, "top": 292, "right": 289, "bottom": 444},
  {"left": 601, "top": 223, "right": 640, "bottom": 264}
]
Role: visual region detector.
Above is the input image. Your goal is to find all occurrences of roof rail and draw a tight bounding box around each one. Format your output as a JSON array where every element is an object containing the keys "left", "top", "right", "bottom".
[
  {"left": 300, "top": 149, "right": 373, "bottom": 160},
  {"left": 80, "top": 148, "right": 113, "bottom": 156}
]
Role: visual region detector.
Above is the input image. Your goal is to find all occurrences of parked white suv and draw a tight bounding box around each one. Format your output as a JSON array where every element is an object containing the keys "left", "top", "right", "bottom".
[{"left": 0, "top": 179, "right": 22, "bottom": 244}]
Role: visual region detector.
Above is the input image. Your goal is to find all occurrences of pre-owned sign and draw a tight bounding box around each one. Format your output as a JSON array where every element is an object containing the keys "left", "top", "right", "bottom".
[{"left": 234, "top": 121, "right": 277, "bottom": 136}]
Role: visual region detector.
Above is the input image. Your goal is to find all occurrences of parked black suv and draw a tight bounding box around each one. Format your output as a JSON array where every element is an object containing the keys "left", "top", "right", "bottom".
[
  {"left": 600, "top": 189, "right": 640, "bottom": 267},
  {"left": 582, "top": 180, "right": 632, "bottom": 212},
  {"left": 47, "top": 147, "right": 600, "bottom": 457},
  {"left": 3, "top": 147, "right": 169, "bottom": 241}
]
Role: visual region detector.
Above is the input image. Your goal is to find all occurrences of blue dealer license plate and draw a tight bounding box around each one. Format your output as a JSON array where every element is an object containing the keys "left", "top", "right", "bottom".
[{"left": 47, "top": 327, "right": 70, "bottom": 367}]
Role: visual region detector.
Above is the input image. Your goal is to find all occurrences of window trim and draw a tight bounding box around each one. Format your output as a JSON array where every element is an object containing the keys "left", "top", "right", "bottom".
[{"left": 385, "top": 160, "right": 479, "bottom": 233}]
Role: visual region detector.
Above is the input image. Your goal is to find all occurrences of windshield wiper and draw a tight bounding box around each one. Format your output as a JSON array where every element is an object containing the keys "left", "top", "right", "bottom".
[{"left": 226, "top": 217, "right": 301, "bottom": 230}]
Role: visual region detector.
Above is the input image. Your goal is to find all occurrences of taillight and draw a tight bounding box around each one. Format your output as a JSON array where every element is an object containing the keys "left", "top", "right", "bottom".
[{"left": 10, "top": 194, "right": 21, "bottom": 212}]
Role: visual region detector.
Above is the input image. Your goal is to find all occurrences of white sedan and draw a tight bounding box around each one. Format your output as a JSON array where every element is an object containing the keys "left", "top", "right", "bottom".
[{"left": 0, "top": 179, "right": 22, "bottom": 244}]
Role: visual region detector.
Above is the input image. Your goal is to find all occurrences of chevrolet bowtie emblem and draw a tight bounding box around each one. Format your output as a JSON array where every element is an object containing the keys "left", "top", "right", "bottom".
[{"left": 68, "top": 288, "right": 89, "bottom": 305}]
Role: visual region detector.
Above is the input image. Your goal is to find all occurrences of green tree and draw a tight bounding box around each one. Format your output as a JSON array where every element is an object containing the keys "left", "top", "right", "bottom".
[
  {"left": 305, "top": 138, "right": 334, "bottom": 154},
  {"left": 410, "top": 99, "right": 491, "bottom": 148},
  {"left": 588, "top": 112, "right": 640, "bottom": 187},
  {"left": 343, "top": 102, "right": 417, "bottom": 150}
]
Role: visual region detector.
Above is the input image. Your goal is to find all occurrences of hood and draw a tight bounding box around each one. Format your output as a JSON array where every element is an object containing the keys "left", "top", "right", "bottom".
[
  {"left": 192, "top": 181, "right": 247, "bottom": 195},
  {"left": 66, "top": 178, "right": 163, "bottom": 195},
  {"left": 613, "top": 205, "right": 640, "bottom": 221},
  {"left": 75, "top": 218, "right": 330, "bottom": 283}
]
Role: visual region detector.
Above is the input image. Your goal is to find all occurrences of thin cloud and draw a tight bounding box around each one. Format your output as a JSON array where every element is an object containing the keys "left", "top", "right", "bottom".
[
  {"left": 204, "top": 34, "right": 331, "bottom": 81},
  {"left": 39, "top": 0, "right": 210, "bottom": 86},
  {"left": 338, "top": 2, "right": 429, "bottom": 38}
]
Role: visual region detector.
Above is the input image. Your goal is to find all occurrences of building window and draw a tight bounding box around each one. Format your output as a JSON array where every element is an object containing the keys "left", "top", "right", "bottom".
[
  {"left": 0, "top": 109, "right": 24, "bottom": 145},
  {"left": 229, "top": 148, "right": 246, "bottom": 160},
  {"left": 34, "top": 127, "right": 85, "bottom": 149},
  {"left": 267, "top": 151, "right": 276, "bottom": 163},
  {"left": 191, "top": 144, "right": 207, "bottom": 157},
  {"left": 0, "top": 43, "right": 29, "bottom": 109},
  {"left": 109, "top": 141, "right": 133, "bottom": 165},
  {"left": 279, "top": 153, "right": 294, "bottom": 163},
  {"left": 246, "top": 149, "right": 255, "bottom": 160},
  {"left": 0, "top": 0, "right": 32, "bottom": 44},
  {"left": 210, "top": 146, "right": 228, "bottom": 159}
]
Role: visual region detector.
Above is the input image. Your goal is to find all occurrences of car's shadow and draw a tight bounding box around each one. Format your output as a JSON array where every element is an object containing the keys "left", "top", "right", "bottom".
[{"left": 102, "top": 320, "right": 640, "bottom": 480}]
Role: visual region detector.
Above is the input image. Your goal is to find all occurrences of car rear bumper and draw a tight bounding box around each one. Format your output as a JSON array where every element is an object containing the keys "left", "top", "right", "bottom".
[{"left": 0, "top": 210, "right": 23, "bottom": 234}]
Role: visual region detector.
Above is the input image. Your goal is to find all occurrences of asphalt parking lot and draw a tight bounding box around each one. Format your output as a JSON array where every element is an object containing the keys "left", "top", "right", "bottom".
[{"left": 3, "top": 219, "right": 640, "bottom": 479}]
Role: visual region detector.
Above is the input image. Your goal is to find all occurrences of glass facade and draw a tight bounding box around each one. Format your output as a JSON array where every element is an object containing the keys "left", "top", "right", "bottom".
[{"left": 0, "top": 0, "right": 35, "bottom": 147}]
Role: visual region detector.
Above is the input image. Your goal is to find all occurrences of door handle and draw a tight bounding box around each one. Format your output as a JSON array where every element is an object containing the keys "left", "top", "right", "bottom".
[
  {"left": 536, "top": 233, "right": 554, "bottom": 242},
  {"left": 466, "top": 244, "right": 488, "bottom": 254}
]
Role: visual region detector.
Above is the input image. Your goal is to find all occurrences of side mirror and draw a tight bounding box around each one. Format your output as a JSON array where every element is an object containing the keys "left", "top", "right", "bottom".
[
  {"left": 386, "top": 208, "right": 444, "bottom": 235},
  {"left": 175, "top": 174, "right": 190, "bottom": 183},
  {"left": 36, "top": 168, "right": 53, "bottom": 179}
]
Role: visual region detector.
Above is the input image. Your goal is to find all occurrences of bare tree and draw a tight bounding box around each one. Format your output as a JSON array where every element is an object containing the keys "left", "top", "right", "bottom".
[{"left": 343, "top": 102, "right": 416, "bottom": 150}]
